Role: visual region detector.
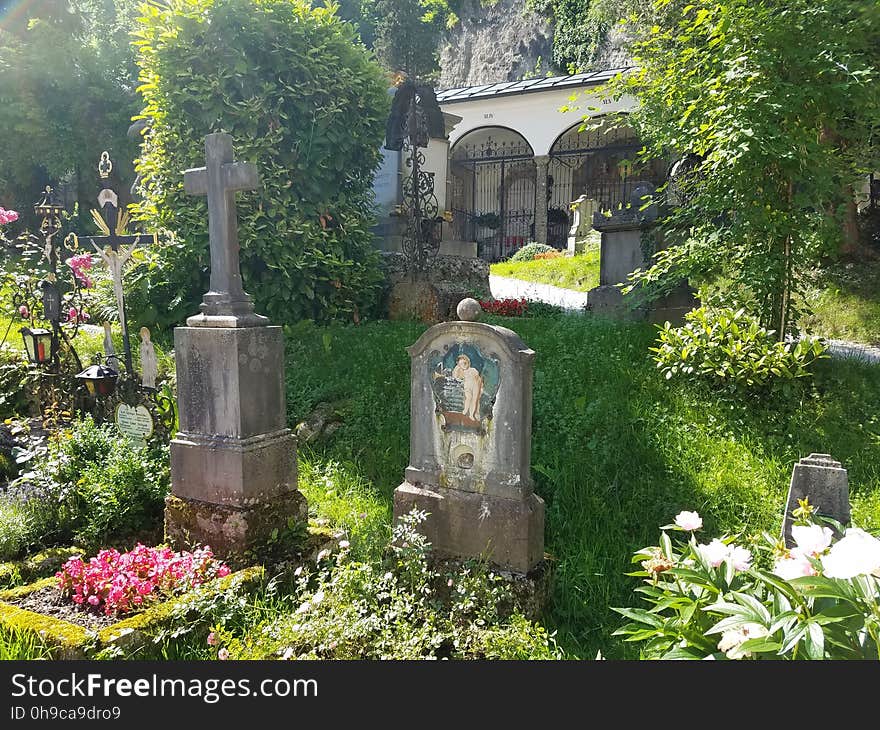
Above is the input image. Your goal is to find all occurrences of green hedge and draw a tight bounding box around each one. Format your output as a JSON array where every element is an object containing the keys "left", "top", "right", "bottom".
[{"left": 132, "top": 0, "right": 390, "bottom": 328}]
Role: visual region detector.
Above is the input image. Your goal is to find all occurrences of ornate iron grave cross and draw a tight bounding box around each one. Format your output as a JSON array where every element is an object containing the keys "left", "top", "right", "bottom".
[
  {"left": 183, "top": 133, "right": 265, "bottom": 327},
  {"left": 72, "top": 151, "right": 158, "bottom": 375}
]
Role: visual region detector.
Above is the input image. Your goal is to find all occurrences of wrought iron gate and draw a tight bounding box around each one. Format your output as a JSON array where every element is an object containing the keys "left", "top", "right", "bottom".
[
  {"left": 450, "top": 133, "right": 536, "bottom": 261},
  {"left": 548, "top": 124, "right": 667, "bottom": 247}
]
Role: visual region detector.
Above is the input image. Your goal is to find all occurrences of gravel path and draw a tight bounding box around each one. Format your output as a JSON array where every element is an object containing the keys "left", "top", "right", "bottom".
[
  {"left": 822, "top": 339, "right": 880, "bottom": 365},
  {"left": 489, "top": 274, "right": 590, "bottom": 312},
  {"left": 490, "top": 274, "right": 880, "bottom": 366}
]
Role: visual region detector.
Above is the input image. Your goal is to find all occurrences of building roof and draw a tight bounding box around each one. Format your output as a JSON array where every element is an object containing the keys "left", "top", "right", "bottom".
[{"left": 436, "top": 67, "right": 631, "bottom": 104}]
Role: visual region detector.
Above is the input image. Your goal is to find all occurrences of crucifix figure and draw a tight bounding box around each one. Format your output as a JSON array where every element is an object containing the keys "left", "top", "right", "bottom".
[
  {"left": 73, "top": 151, "right": 158, "bottom": 375},
  {"left": 183, "top": 133, "right": 266, "bottom": 327}
]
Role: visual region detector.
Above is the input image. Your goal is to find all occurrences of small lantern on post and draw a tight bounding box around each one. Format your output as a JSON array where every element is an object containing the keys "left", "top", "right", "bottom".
[
  {"left": 19, "top": 327, "right": 53, "bottom": 365},
  {"left": 75, "top": 361, "right": 118, "bottom": 398}
]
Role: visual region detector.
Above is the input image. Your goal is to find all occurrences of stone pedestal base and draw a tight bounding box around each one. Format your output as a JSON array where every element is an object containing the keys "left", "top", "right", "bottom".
[
  {"left": 393, "top": 482, "right": 544, "bottom": 574},
  {"left": 164, "top": 490, "right": 307, "bottom": 563}
]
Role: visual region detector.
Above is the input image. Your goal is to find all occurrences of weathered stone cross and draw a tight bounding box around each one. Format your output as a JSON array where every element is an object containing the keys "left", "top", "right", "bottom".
[{"left": 184, "top": 133, "right": 266, "bottom": 326}]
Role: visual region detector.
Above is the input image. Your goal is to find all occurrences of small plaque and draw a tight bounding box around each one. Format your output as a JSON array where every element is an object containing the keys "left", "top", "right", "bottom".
[{"left": 115, "top": 403, "right": 154, "bottom": 449}]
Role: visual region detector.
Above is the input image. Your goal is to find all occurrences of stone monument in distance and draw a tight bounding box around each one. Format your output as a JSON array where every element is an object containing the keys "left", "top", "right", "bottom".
[
  {"left": 164, "top": 132, "right": 306, "bottom": 560},
  {"left": 393, "top": 297, "right": 544, "bottom": 573}
]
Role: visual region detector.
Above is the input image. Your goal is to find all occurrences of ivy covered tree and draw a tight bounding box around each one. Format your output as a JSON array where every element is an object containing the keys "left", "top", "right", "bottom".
[
  {"left": 132, "top": 0, "right": 389, "bottom": 328},
  {"left": 604, "top": 0, "right": 880, "bottom": 338}
]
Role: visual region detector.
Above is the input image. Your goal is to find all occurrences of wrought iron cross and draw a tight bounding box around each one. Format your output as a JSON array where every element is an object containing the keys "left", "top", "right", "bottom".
[
  {"left": 73, "top": 151, "right": 158, "bottom": 375},
  {"left": 183, "top": 133, "right": 263, "bottom": 325}
]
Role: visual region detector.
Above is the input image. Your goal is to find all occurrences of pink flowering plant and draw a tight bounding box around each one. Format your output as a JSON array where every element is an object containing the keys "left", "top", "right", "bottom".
[
  {"left": 614, "top": 502, "right": 880, "bottom": 659},
  {"left": 56, "top": 544, "right": 231, "bottom": 617}
]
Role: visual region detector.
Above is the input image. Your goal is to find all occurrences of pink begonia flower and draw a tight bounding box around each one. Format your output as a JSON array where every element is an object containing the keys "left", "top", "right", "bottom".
[
  {"left": 717, "top": 623, "right": 768, "bottom": 660},
  {"left": 773, "top": 550, "right": 817, "bottom": 580},
  {"left": 218, "top": 648, "right": 230, "bottom": 661},
  {"left": 728, "top": 545, "right": 753, "bottom": 572},
  {"left": 207, "top": 632, "right": 217, "bottom": 646},
  {"left": 822, "top": 528, "right": 880, "bottom": 579},
  {"left": 791, "top": 524, "right": 834, "bottom": 557},
  {"left": 698, "top": 539, "right": 729, "bottom": 568},
  {"left": 18, "top": 305, "right": 29, "bottom": 319},
  {"left": 0, "top": 208, "right": 19, "bottom": 225},
  {"left": 675, "top": 510, "right": 703, "bottom": 531}
]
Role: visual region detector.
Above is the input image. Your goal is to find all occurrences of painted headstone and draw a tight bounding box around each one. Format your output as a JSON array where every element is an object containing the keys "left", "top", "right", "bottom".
[
  {"left": 393, "top": 298, "right": 544, "bottom": 573},
  {"left": 165, "top": 133, "right": 306, "bottom": 561},
  {"left": 782, "top": 454, "right": 850, "bottom": 548},
  {"left": 115, "top": 403, "right": 154, "bottom": 450}
]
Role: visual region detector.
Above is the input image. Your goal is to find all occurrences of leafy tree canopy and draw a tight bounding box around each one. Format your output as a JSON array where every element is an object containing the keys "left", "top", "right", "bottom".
[{"left": 603, "top": 0, "right": 880, "bottom": 337}]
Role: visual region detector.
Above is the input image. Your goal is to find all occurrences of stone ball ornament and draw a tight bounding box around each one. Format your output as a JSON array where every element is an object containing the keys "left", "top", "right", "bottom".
[{"left": 456, "top": 297, "right": 482, "bottom": 322}]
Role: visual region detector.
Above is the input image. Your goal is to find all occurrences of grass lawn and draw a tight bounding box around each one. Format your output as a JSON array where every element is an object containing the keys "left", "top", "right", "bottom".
[
  {"left": 491, "top": 243, "right": 601, "bottom": 293},
  {"left": 284, "top": 313, "right": 880, "bottom": 659},
  {"left": 801, "top": 256, "right": 880, "bottom": 346}
]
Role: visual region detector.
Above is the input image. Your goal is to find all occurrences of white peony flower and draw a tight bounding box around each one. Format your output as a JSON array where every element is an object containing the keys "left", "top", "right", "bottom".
[
  {"left": 698, "top": 539, "right": 729, "bottom": 568},
  {"left": 717, "top": 623, "right": 768, "bottom": 660},
  {"left": 674, "top": 511, "right": 703, "bottom": 531},
  {"left": 728, "top": 545, "right": 753, "bottom": 572},
  {"left": 791, "top": 524, "right": 834, "bottom": 557},
  {"left": 822, "top": 528, "right": 880, "bottom": 579},
  {"left": 773, "top": 550, "right": 816, "bottom": 580}
]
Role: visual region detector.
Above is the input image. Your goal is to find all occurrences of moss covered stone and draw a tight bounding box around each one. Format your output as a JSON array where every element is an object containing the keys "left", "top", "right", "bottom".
[{"left": 0, "top": 566, "right": 265, "bottom": 658}]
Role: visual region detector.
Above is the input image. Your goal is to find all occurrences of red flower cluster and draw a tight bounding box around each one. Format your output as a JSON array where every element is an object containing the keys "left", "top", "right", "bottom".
[
  {"left": 478, "top": 297, "right": 528, "bottom": 317},
  {"left": 56, "top": 544, "right": 231, "bottom": 616}
]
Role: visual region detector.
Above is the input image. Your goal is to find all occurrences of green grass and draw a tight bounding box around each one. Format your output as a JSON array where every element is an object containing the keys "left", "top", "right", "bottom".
[
  {"left": 801, "top": 257, "right": 880, "bottom": 346},
  {"left": 491, "top": 244, "right": 601, "bottom": 292},
  {"left": 282, "top": 315, "right": 880, "bottom": 659}
]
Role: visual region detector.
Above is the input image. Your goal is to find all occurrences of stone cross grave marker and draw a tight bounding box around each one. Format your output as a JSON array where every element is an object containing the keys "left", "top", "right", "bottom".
[
  {"left": 782, "top": 454, "right": 850, "bottom": 547},
  {"left": 183, "top": 132, "right": 266, "bottom": 327},
  {"left": 166, "top": 133, "right": 305, "bottom": 561},
  {"left": 393, "top": 297, "right": 545, "bottom": 573}
]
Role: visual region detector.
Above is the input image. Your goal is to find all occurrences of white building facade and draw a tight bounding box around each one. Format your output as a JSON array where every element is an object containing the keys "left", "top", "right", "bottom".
[{"left": 433, "top": 68, "right": 668, "bottom": 260}]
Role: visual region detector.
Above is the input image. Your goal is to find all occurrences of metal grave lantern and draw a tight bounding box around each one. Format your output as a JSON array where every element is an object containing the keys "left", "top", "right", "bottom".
[
  {"left": 76, "top": 361, "right": 119, "bottom": 397},
  {"left": 19, "top": 327, "right": 53, "bottom": 364}
]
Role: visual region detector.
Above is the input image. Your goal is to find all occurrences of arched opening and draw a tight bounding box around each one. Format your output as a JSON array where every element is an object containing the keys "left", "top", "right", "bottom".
[
  {"left": 449, "top": 127, "right": 536, "bottom": 261},
  {"left": 547, "top": 118, "right": 667, "bottom": 247}
]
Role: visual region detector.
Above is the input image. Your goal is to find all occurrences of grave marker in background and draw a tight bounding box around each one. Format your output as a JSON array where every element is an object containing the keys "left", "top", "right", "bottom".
[{"left": 782, "top": 454, "right": 850, "bottom": 547}]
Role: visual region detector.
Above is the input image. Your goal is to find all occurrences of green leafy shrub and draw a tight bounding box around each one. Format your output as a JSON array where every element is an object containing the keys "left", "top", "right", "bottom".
[
  {"left": 132, "top": 0, "right": 389, "bottom": 329},
  {"left": 615, "top": 505, "right": 880, "bottom": 659},
  {"left": 652, "top": 306, "right": 827, "bottom": 389},
  {"left": 0, "top": 417, "right": 169, "bottom": 558},
  {"left": 509, "top": 243, "right": 556, "bottom": 262},
  {"left": 206, "top": 510, "right": 563, "bottom": 660}
]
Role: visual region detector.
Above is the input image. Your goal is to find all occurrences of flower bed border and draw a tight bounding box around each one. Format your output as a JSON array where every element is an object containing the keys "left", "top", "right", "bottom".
[{"left": 0, "top": 566, "right": 265, "bottom": 659}]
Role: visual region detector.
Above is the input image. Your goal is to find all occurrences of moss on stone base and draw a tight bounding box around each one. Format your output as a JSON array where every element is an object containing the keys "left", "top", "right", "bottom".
[{"left": 164, "top": 490, "right": 308, "bottom": 568}]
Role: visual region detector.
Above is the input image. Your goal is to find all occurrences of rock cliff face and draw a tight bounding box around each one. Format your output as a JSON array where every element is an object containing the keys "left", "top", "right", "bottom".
[
  {"left": 438, "top": 0, "right": 555, "bottom": 89},
  {"left": 438, "top": 0, "right": 631, "bottom": 89}
]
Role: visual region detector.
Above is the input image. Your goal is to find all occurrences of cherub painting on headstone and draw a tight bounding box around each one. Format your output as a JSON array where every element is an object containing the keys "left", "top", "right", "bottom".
[{"left": 428, "top": 342, "right": 500, "bottom": 434}]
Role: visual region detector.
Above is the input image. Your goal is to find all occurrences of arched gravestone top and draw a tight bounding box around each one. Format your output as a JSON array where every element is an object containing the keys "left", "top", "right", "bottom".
[{"left": 405, "top": 319, "right": 536, "bottom": 500}]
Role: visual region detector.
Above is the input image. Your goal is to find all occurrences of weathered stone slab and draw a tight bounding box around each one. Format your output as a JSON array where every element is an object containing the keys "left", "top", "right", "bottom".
[
  {"left": 782, "top": 454, "right": 850, "bottom": 547},
  {"left": 173, "top": 326, "right": 286, "bottom": 439}
]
